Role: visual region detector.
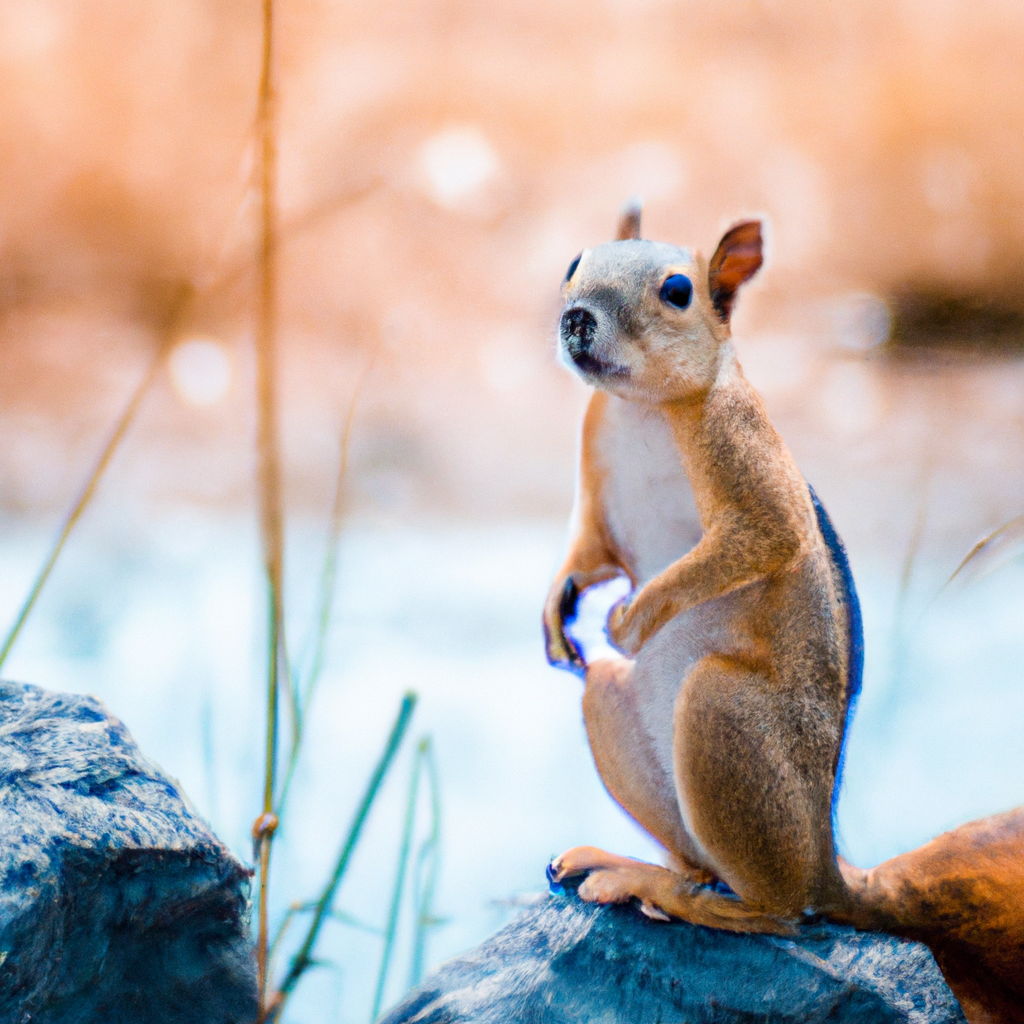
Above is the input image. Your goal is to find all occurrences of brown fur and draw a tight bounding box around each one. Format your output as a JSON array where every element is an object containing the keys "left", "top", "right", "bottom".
[
  {"left": 840, "top": 810, "right": 1024, "bottom": 1022},
  {"left": 543, "top": 205, "right": 1024, "bottom": 1022}
]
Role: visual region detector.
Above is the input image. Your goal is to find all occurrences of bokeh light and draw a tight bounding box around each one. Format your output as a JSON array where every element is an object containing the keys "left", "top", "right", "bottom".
[
  {"left": 168, "top": 337, "right": 232, "bottom": 408},
  {"left": 417, "top": 126, "right": 499, "bottom": 210}
]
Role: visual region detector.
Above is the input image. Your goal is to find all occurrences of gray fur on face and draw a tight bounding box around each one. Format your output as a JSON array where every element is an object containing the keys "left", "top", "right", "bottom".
[
  {"left": 559, "top": 240, "right": 697, "bottom": 384},
  {"left": 572, "top": 241, "right": 694, "bottom": 323}
]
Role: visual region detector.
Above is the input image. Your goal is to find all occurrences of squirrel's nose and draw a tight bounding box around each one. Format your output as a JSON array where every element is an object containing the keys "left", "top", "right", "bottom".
[{"left": 561, "top": 307, "right": 597, "bottom": 347}]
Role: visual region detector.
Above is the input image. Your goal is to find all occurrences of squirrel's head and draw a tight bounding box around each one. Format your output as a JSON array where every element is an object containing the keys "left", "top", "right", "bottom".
[{"left": 558, "top": 203, "right": 762, "bottom": 404}]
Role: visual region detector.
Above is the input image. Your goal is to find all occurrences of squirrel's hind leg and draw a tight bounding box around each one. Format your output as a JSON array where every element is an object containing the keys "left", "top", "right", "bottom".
[
  {"left": 549, "top": 655, "right": 802, "bottom": 934},
  {"left": 581, "top": 656, "right": 708, "bottom": 871},
  {"left": 674, "top": 654, "right": 842, "bottom": 917}
]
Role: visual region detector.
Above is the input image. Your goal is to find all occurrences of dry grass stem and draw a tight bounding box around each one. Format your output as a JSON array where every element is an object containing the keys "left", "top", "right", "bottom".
[
  {"left": 943, "top": 513, "right": 1024, "bottom": 591},
  {"left": 0, "top": 284, "right": 192, "bottom": 674},
  {"left": 252, "top": 0, "right": 284, "bottom": 1010}
]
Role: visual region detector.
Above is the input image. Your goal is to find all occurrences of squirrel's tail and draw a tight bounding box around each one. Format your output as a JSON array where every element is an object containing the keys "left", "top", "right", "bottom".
[{"left": 828, "top": 807, "right": 1024, "bottom": 1024}]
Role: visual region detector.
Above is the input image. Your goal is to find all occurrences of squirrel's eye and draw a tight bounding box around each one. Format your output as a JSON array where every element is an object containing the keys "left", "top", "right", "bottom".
[
  {"left": 564, "top": 253, "right": 582, "bottom": 284},
  {"left": 660, "top": 274, "right": 693, "bottom": 309}
]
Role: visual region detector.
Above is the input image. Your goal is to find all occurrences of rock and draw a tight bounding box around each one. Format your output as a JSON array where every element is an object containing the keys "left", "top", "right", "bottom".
[
  {"left": 0, "top": 681, "right": 257, "bottom": 1024},
  {"left": 381, "top": 884, "right": 966, "bottom": 1024}
]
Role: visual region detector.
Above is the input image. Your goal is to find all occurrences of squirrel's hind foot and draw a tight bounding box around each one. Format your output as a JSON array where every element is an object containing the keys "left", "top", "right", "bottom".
[{"left": 547, "top": 845, "right": 796, "bottom": 935}]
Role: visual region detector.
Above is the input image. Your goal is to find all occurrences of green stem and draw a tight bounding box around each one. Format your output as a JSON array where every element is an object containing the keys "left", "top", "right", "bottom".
[
  {"left": 410, "top": 738, "right": 442, "bottom": 988},
  {"left": 268, "top": 692, "right": 418, "bottom": 1020},
  {"left": 371, "top": 738, "right": 427, "bottom": 1021}
]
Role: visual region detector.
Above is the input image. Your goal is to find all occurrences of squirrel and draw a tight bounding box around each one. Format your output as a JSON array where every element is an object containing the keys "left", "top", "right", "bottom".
[{"left": 542, "top": 202, "right": 1024, "bottom": 1024}]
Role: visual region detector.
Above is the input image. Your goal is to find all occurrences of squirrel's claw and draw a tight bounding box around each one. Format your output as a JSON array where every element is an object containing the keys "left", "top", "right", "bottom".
[
  {"left": 543, "top": 616, "right": 586, "bottom": 676},
  {"left": 639, "top": 901, "right": 672, "bottom": 922},
  {"left": 546, "top": 860, "right": 567, "bottom": 895},
  {"left": 543, "top": 577, "right": 587, "bottom": 676}
]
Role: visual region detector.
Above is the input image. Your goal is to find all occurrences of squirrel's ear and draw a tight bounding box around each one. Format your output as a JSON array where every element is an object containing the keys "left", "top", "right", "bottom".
[
  {"left": 708, "top": 220, "right": 762, "bottom": 321},
  {"left": 615, "top": 197, "right": 642, "bottom": 241}
]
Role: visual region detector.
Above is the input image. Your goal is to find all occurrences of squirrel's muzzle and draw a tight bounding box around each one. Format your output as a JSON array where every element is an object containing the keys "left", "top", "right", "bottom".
[{"left": 559, "top": 303, "right": 629, "bottom": 380}]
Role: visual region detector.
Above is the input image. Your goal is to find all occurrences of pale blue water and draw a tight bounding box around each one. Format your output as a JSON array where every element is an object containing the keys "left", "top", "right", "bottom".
[{"left": 1, "top": 515, "right": 1023, "bottom": 1022}]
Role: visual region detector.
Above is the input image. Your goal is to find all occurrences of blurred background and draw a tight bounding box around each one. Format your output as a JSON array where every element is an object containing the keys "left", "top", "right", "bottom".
[{"left": 3, "top": 0, "right": 1024, "bottom": 1020}]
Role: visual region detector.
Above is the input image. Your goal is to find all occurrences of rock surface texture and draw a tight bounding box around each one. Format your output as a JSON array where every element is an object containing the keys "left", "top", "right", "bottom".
[
  {"left": 0, "top": 681, "right": 257, "bottom": 1024},
  {"left": 381, "top": 885, "right": 967, "bottom": 1024}
]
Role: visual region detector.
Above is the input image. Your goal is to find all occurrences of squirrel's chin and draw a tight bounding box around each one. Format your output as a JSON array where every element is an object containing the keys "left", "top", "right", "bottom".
[{"left": 567, "top": 349, "right": 629, "bottom": 382}]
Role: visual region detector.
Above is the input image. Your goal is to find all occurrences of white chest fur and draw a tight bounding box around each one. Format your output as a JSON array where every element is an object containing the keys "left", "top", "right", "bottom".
[
  {"left": 594, "top": 396, "right": 753, "bottom": 820},
  {"left": 597, "top": 396, "right": 702, "bottom": 585}
]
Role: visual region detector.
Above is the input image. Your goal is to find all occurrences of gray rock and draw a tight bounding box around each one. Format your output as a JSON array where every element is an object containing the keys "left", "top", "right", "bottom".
[
  {"left": 381, "top": 885, "right": 966, "bottom": 1024},
  {"left": 0, "top": 680, "right": 257, "bottom": 1024}
]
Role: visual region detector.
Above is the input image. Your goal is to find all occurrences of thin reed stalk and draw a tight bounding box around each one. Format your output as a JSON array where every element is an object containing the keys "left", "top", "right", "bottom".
[
  {"left": 943, "top": 513, "right": 1024, "bottom": 590},
  {"left": 252, "top": 0, "right": 285, "bottom": 1011},
  {"left": 0, "top": 285, "right": 191, "bottom": 675},
  {"left": 198, "top": 176, "right": 384, "bottom": 301},
  {"left": 277, "top": 357, "right": 375, "bottom": 816},
  {"left": 371, "top": 738, "right": 428, "bottom": 1021},
  {"left": 265, "top": 692, "right": 418, "bottom": 1023},
  {"left": 303, "top": 369, "right": 366, "bottom": 706},
  {"left": 270, "top": 900, "right": 383, "bottom": 973},
  {"left": 0, "top": 31, "right": 374, "bottom": 688},
  {"left": 409, "top": 739, "right": 442, "bottom": 989}
]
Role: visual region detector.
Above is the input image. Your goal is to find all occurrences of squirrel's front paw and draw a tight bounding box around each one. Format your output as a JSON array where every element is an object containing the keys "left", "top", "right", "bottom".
[
  {"left": 607, "top": 591, "right": 670, "bottom": 655},
  {"left": 606, "top": 594, "right": 644, "bottom": 656}
]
